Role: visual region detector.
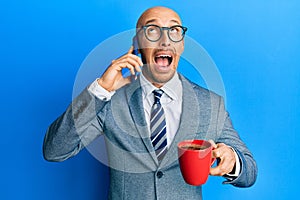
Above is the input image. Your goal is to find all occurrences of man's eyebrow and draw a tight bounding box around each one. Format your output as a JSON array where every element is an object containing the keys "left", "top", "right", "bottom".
[
  {"left": 144, "top": 19, "right": 157, "bottom": 25},
  {"left": 170, "top": 19, "right": 181, "bottom": 24},
  {"left": 144, "top": 19, "right": 181, "bottom": 25}
]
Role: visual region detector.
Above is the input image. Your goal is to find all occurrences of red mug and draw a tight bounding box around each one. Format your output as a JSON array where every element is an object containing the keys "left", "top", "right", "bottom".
[{"left": 177, "top": 140, "right": 215, "bottom": 186}]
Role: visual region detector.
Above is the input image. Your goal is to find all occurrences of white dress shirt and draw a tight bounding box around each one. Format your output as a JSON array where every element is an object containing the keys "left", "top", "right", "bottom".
[{"left": 139, "top": 72, "right": 182, "bottom": 148}]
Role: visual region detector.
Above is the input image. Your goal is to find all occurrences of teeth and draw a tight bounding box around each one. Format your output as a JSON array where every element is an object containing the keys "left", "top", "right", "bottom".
[{"left": 156, "top": 54, "right": 171, "bottom": 58}]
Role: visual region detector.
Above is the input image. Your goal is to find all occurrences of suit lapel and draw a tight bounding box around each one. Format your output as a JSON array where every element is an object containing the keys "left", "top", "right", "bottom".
[
  {"left": 125, "top": 75, "right": 208, "bottom": 168},
  {"left": 160, "top": 76, "right": 202, "bottom": 168},
  {"left": 125, "top": 78, "right": 158, "bottom": 164}
]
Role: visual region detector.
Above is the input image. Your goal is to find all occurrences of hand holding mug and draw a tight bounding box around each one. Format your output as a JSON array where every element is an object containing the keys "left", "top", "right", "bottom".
[{"left": 209, "top": 140, "right": 236, "bottom": 176}]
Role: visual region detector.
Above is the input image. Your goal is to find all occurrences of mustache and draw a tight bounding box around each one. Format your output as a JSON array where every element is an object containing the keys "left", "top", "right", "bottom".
[
  {"left": 153, "top": 48, "right": 176, "bottom": 55},
  {"left": 138, "top": 47, "right": 176, "bottom": 54}
]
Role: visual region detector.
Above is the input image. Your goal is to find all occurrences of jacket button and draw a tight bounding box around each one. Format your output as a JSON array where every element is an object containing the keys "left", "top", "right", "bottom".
[{"left": 157, "top": 171, "right": 164, "bottom": 179}]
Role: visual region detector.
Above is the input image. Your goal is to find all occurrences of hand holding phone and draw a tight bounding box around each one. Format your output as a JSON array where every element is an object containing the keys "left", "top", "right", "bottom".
[{"left": 97, "top": 38, "right": 143, "bottom": 91}]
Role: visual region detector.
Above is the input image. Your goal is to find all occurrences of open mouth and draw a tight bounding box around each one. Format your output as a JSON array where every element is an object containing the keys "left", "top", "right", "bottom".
[{"left": 154, "top": 53, "right": 173, "bottom": 67}]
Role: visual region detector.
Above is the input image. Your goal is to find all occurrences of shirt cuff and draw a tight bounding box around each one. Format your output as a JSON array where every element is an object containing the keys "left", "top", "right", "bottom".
[
  {"left": 224, "top": 147, "right": 241, "bottom": 179},
  {"left": 88, "top": 79, "right": 115, "bottom": 101}
]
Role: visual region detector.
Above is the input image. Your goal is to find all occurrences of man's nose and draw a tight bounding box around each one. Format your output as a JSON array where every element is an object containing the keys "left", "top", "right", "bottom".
[{"left": 159, "top": 30, "right": 171, "bottom": 47}]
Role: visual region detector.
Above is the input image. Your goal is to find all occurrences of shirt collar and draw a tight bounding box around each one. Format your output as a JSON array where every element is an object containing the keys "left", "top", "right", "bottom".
[{"left": 140, "top": 72, "right": 182, "bottom": 101}]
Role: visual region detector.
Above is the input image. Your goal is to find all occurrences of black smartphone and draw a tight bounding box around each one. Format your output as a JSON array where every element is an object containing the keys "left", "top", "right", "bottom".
[
  {"left": 132, "top": 35, "right": 139, "bottom": 55},
  {"left": 132, "top": 35, "right": 142, "bottom": 79}
]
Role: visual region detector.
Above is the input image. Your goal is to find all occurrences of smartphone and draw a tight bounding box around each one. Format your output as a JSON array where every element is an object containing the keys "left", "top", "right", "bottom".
[
  {"left": 132, "top": 36, "right": 141, "bottom": 79},
  {"left": 132, "top": 35, "right": 139, "bottom": 55}
]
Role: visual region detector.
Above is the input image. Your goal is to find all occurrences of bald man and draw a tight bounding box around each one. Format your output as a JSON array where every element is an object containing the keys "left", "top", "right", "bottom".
[{"left": 43, "top": 6, "right": 257, "bottom": 199}]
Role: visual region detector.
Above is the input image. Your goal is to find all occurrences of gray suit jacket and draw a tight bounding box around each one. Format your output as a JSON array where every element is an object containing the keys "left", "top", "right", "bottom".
[{"left": 43, "top": 74, "right": 257, "bottom": 200}]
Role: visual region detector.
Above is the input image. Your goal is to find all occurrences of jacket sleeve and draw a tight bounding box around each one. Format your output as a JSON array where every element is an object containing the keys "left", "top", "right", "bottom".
[
  {"left": 43, "top": 88, "right": 108, "bottom": 162},
  {"left": 215, "top": 96, "right": 258, "bottom": 187}
]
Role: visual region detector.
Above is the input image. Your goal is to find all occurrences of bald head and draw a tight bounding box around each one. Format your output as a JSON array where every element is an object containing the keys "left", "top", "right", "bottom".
[
  {"left": 133, "top": 6, "right": 185, "bottom": 88},
  {"left": 136, "top": 6, "right": 182, "bottom": 29}
]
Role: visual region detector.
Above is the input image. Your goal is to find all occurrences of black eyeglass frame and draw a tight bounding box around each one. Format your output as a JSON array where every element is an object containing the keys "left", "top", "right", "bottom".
[{"left": 137, "top": 24, "right": 188, "bottom": 42}]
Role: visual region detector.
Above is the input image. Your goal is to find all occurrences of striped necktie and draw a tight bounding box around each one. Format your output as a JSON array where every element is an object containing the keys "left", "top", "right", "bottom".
[{"left": 150, "top": 89, "right": 167, "bottom": 162}]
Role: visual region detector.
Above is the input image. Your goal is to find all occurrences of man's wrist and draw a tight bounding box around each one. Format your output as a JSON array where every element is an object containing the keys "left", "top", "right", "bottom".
[{"left": 88, "top": 78, "right": 115, "bottom": 101}]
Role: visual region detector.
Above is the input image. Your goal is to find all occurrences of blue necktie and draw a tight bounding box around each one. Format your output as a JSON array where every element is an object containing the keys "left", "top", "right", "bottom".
[{"left": 150, "top": 89, "right": 167, "bottom": 162}]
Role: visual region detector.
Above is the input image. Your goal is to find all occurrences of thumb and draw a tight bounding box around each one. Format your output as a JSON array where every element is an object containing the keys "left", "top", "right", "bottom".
[{"left": 208, "top": 139, "right": 217, "bottom": 148}]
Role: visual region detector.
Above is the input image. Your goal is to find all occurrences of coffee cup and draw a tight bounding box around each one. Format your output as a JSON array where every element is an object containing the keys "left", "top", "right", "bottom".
[{"left": 177, "top": 140, "right": 215, "bottom": 186}]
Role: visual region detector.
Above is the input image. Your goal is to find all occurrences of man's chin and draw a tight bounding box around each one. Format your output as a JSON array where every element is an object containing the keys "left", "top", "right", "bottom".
[{"left": 151, "top": 71, "right": 176, "bottom": 84}]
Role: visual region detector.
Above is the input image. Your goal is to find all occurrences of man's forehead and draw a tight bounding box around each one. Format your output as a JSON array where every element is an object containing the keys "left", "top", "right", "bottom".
[
  {"left": 143, "top": 18, "right": 181, "bottom": 25},
  {"left": 137, "top": 7, "right": 182, "bottom": 27},
  {"left": 144, "top": 18, "right": 181, "bottom": 26}
]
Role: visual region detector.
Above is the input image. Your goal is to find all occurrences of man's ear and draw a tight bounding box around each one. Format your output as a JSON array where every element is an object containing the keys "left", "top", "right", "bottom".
[{"left": 179, "top": 39, "right": 185, "bottom": 54}]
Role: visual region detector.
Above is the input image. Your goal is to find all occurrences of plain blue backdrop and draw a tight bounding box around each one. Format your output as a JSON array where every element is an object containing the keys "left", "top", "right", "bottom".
[{"left": 1, "top": 0, "right": 299, "bottom": 199}]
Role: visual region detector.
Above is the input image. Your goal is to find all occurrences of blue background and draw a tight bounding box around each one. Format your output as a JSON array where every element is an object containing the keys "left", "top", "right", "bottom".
[{"left": 1, "top": 0, "right": 299, "bottom": 199}]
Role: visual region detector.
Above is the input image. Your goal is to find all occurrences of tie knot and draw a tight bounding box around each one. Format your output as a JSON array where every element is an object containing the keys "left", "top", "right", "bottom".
[{"left": 153, "top": 89, "right": 164, "bottom": 104}]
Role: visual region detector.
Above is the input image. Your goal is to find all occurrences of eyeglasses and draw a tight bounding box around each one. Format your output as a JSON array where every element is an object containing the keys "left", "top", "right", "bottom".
[{"left": 138, "top": 24, "right": 188, "bottom": 42}]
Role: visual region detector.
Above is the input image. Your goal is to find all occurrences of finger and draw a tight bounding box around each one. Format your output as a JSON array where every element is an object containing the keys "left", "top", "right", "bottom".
[
  {"left": 116, "top": 56, "right": 142, "bottom": 73},
  {"left": 136, "top": 56, "right": 143, "bottom": 68},
  {"left": 115, "top": 55, "right": 140, "bottom": 67},
  {"left": 210, "top": 164, "right": 228, "bottom": 176},
  {"left": 123, "top": 62, "right": 136, "bottom": 75},
  {"left": 220, "top": 159, "right": 235, "bottom": 173},
  {"left": 126, "top": 55, "right": 143, "bottom": 71},
  {"left": 208, "top": 140, "right": 217, "bottom": 148},
  {"left": 217, "top": 143, "right": 226, "bottom": 147},
  {"left": 212, "top": 148, "right": 222, "bottom": 158},
  {"left": 112, "top": 61, "right": 136, "bottom": 75},
  {"left": 128, "top": 45, "right": 134, "bottom": 54},
  {"left": 116, "top": 48, "right": 143, "bottom": 67},
  {"left": 127, "top": 63, "right": 136, "bottom": 75},
  {"left": 127, "top": 45, "right": 143, "bottom": 66},
  {"left": 219, "top": 148, "right": 236, "bottom": 169},
  {"left": 219, "top": 157, "right": 235, "bottom": 175},
  {"left": 212, "top": 142, "right": 227, "bottom": 156},
  {"left": 210, "top": 166, "right": 221, "bottom": 176},
  {"left": 126, "top": 53, "right": 143, "bottom": 67},
  {"left": 210, "top": 157, "right": 229, "bottom": 176}
]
